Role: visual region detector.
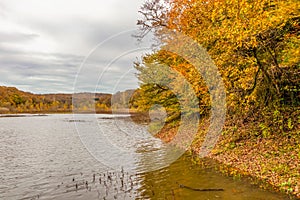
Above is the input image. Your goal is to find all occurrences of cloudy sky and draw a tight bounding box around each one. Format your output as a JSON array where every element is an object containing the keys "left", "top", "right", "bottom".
[{"left": 0, "top": 0, "right": 152, "bottom": 94}]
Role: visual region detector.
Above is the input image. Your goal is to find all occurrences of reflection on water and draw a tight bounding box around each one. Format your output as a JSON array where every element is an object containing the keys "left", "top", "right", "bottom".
[
  {"left": 0, "top": 114, "right": 293, "bottom": 199},
  {"left": 136, "top": 155, "right": 292, "bottom": 200},
  {"left": 73, "top": 114, "right": 184, "bottom": 172}
]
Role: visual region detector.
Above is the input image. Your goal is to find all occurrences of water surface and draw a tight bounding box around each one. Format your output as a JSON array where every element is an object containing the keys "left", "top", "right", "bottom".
[{"left": 0, "top": 114, "right": 292, "bottom": 199}]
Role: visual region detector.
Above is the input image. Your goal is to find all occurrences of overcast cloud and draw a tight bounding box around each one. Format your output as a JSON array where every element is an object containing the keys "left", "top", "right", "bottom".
[{"left": 0, "top": 0, "right": 152, "bottom": 94}]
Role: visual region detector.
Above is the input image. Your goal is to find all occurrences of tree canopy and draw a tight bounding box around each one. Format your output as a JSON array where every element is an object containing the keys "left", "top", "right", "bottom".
[{"left": 134, "top": 0, "right": 300, "bottom": 120}]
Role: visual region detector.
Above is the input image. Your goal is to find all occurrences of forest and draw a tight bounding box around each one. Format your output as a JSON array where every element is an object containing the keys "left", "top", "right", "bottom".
[
  {"left": 132, "top": 0, "right": 300, "bottom": 198},
  {"left": 0, "top": 86, "right": 125, "bottom": 113},
  {"left": 0, "top": 86, "right": 138, "bottom": 114}
]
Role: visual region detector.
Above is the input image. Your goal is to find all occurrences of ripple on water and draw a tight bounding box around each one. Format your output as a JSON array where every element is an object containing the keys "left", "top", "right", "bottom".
[{"left": 0, "top": 114, "right": 295, "bottom": 200}]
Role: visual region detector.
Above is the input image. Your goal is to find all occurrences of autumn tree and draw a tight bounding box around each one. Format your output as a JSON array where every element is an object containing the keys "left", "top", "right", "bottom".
[{"left": 135, "top": 0, "right": 300, "bottom": 119}]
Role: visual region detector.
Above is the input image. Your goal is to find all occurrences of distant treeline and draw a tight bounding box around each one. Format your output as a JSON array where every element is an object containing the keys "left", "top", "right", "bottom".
[{"left": 0, "top": 86, "right": 137, "bottom": 113}]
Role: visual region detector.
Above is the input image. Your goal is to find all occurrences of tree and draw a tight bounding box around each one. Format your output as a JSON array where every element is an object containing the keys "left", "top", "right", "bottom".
[{"left": 135, "top": 0, "right": 300, "bottom": 118}]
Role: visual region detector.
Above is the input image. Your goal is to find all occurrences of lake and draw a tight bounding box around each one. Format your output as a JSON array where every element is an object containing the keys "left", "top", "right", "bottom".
[{"left": 0, "top": 114, "right": 292, "bottom": 199}]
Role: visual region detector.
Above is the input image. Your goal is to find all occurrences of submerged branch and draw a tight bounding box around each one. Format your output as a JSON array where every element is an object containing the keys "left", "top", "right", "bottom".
[{"left": 178, "top": 183, "right": 224, "bottom": 192}]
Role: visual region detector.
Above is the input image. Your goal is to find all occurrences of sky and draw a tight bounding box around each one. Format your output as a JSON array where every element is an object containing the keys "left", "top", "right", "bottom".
[{"left": 0, "top": 0, "right": 152, "bottom": 94}]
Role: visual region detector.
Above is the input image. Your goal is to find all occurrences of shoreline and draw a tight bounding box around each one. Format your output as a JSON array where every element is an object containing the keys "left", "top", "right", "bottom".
[
  {"left": 155, "top": 116, "right": 300, "bottom": 199},
  {"left": 0, "top": 110, "right": 147, "bottom": 117}
]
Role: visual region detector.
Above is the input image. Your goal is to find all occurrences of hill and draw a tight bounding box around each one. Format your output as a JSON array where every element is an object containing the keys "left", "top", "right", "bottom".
[{"left": 0, "top": 86, "right": 113, "bottom": 113}]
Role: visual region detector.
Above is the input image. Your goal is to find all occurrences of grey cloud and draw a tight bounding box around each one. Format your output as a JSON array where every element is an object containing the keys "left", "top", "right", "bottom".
[
  {"left": 25, "top": 18, "right": 141, "bottom": 55},
  {"left": 0, "top": 0, "right": 150, "bottom": 94},
  {"left": 0, "top": 46, "right": 82, "bottom": 93},
  {"left": 0, "top": 2, "right": 7, "bottom": 17},
  {"left": 74, "top": 45, "right": 148, "bottom": 94},
  {"left": 0, "top": 32, "right": 39, "bottom": 43}
]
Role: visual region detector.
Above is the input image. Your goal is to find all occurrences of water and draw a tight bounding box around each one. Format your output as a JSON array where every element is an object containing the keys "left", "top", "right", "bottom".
[{"left": 0, "top": 114, "right": 292, "bottom": 199}]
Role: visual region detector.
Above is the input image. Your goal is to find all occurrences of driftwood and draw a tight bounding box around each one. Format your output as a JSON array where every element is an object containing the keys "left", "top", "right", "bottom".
[{"left": 178, "top": 183, "right": 224, "bottom": 192}]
